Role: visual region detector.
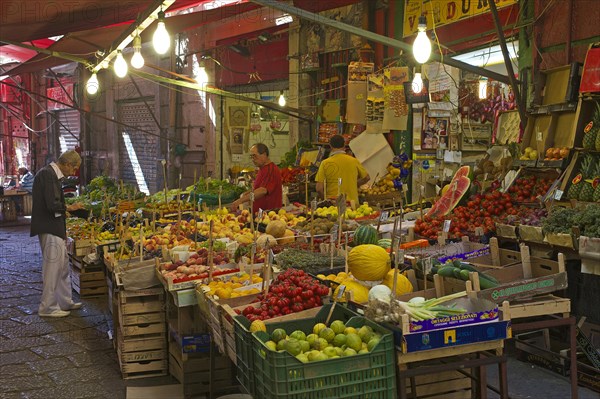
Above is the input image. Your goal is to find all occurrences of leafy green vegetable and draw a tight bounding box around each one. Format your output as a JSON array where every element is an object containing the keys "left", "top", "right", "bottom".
[{"left": 275, "top": 248, "right": 345, "bottom": 274}]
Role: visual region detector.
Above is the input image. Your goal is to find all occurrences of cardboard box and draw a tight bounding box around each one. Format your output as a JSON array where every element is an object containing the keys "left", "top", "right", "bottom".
[
  {"left": 399, "top": 320, "right": 510, "bottom": 353},
  {"left": 405, "top": 297, "right": 500, "bottom": 334}
]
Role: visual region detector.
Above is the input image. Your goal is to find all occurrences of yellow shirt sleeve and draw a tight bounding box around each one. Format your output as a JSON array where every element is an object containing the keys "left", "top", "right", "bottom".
[
  {"left": 357, "top": 161, "right": 368, "bottom": 179},
  {"left": 315, "top": 163, "right": 325, "bottom": 183}
]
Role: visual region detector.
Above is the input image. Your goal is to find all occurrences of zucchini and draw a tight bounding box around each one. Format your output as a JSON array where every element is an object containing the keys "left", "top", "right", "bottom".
[
  {"left": 459, "top": 269, "right": 470, "bottom": 281},
  {"left": 437, "top": 266, "right": 457, "bottom": 278},
  {"left": 480, "top": 272, "right": 499, "bottom": 285},
  {"left": 452, "top": 267, "right": 464, "bottom": 279},
  {"left": 458, "top": 263, "right": 480, "bottom": 273},
  {"left": 452, "top": 260, "right": 463, "bottom": 268},
  {"left": 478, "top": 276, "right": 498, "bottom": 289}
]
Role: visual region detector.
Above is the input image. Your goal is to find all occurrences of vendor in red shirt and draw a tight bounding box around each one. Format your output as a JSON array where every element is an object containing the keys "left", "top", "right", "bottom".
[{"left": 230, "top": 143, "right": 282, "bottom": 214}]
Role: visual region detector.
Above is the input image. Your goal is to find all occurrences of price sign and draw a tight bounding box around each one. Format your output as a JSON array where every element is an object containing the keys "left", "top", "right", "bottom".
[
  {"left": 380, "top": 211, "right": 389, "bottom": 221},
  {"left": 422, "top": 257, "right": 433, "bottom": 274},
  {"left": 268, "top": 249, "right": 275, "bottom": 265},
  {"left": 443, "top": 220, "right": 452, "bottom": 233},
  {"left": 554, "top": 189, "right": 563, "bottom": 200},
  {"left": 395, "top": 249, "right": 405, "bottom": 265}
]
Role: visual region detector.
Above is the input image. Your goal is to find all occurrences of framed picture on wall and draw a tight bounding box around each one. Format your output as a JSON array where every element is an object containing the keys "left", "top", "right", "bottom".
[
  {"left": 422, "top": 113, "right": 450, "bottom": 150},
  {"left": 230, "top": 127, "right": 244, "bottom": 154}
]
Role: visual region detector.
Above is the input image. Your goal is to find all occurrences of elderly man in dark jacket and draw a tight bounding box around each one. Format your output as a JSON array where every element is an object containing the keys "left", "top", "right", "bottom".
[{"left": 31, "top": 150, "right": 84, "bottom": 317}]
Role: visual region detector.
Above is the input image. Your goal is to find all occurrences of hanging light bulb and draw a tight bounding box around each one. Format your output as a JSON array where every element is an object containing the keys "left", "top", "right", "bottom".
[
  {"left": 413, "top": 15, "right": 432, "bottom": 64},
  {"left": 153, "top": 10, "right": 170, "bottom": 55},
  {"left": 86, "top": 73, "right": 99, "bottom": 95},
  {"left": 114, "top": 51, "right": 128, "bottom": 78},
  {"left": 278, "top": 90, "right": 286, "bottom": 107},
  {"left": 478, "top": 78, "right": 488, "bottom": 99},
  {"left": 131, "top": 35, "right": 145, "bottom": 69},
  {"left": 412, "top": 72, "right": 423, "bottom": 94},
  {"left": 196, "top": 60, "right": 208, "bottom": 85}
]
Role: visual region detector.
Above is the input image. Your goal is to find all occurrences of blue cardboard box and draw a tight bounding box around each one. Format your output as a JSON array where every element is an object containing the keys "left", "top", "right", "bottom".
[{"left": 400, "top": 320, "right": 511, "bottom": 353}]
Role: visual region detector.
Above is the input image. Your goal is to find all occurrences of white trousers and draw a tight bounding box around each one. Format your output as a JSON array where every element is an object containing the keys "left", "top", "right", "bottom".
[{"left": 38, "top": 233, "right": 74, "bottom": 313}]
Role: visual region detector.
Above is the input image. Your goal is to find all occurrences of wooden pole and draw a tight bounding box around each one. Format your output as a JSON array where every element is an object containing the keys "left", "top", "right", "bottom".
[
  {"left": 161, "top": 159, "right": 168, "bottom": 204},
  {"left": 208, "top": 220, "right": 214, "bottom": 282}
]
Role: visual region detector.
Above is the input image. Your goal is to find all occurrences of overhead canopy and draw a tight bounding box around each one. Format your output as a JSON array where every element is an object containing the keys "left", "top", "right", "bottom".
[{"left": 1, "top": 0, "right": 360, "bottom": 76}]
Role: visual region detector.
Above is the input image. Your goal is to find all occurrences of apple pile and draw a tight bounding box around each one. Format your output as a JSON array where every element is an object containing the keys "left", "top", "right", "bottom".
[{"left": 159, "top": 248, "right": 236, "bottom": 283}]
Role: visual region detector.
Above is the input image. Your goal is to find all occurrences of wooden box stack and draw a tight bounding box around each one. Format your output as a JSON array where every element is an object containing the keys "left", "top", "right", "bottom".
[
  {"left": 169, "top": 346, "right": 234, "bottom": 398},
  {"left": 115, "top": 287, "right": 167, "bottom": 379},
  {"left": 69, "top": 255, "right": 107, "bottom": 297}
]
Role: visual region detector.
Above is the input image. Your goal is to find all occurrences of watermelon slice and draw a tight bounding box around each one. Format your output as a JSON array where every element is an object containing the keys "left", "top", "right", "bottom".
[
  {"left": 451, "top": 165, "right": 470, "bottom": 183},
  {"left": 426, "top": 175, "right": 471, "bottom": 218}
]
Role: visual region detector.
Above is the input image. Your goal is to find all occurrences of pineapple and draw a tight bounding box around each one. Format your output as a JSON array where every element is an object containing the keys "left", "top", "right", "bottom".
[
  {"left": 567, "top": 154, "right": 592, "bottom": 200},
  {"left": 579, "top": 160, "right": 599, "bottom": 202},
  {"left": 583, "top": 102, "right": 599, "bottom": 150},
  {"left": 593, "top": 177, "right": 600, "bottom": 202}
]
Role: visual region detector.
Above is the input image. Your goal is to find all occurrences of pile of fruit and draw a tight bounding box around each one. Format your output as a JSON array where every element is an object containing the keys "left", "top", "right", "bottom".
[
  {"left": 507, "top": 175, "right": 554, "bottom": 203},
  {"left": 582, "top": 101, "right": 600, "bottom": 151},
  {"left": 252, "top": 320, "right": 382, "bottom": 363},
  {"left": 566, "top": 153, "right": 600, "bottom": 202},
  {"left": 543, "top": 147, "right": 569, "bottom": 161},
  {"left": 519, "top": 146, "right": 538, "bottom": 161},
  {"left": 159, "top": 248, "right": 234, "bottom": 283},
  {"left": 202, "top": 273, "right": 263, "bottom": 299},
  {"left": 360, "top": 158, "right": 411, "bottom": 196},
  {"left": 239, "top": 269, "right": 329, "bottom": 321}
]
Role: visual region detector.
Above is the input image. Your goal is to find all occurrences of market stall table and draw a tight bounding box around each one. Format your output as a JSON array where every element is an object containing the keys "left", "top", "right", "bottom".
[{"left": 396, "top": 340, "right": 508, "bottom": 399}]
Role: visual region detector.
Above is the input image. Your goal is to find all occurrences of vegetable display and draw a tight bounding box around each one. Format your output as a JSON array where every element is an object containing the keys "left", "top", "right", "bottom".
[{"left": 240, "top": 269, "right": 329, "bottom": 321}]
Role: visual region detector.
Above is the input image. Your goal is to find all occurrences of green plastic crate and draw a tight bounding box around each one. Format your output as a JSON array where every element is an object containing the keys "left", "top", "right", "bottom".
[
  {"left": 232, "top": 304, "right": 359, "bottom": 397},
  {"left": 232, "top": 315, "right": 255, "bottom": 396},
  {"left": 251, "top": 307, "right": 396, "bottom": 398}
]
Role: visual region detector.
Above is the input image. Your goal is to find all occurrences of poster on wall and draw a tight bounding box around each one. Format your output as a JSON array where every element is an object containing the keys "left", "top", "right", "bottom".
[
  {"left": 383, "top": 66, "right": 409, "bottom": 130},
  {"left": 413, "top": 110, "right": 423, "bottom": 150},
  {"left": 365, "top": 73, "right": 384, "bottom": 134},
  {"left": 346, "top": 62, "right": 374, "bottom": 124},
  {"left": 426, "top": 62, "right": 459, "bottom": 108},
  {"left": 422, "top": 111, "right": 449, "bottom": 150},
  {"left": 230, "top": 127, "right": 244, "bottom": 154}
]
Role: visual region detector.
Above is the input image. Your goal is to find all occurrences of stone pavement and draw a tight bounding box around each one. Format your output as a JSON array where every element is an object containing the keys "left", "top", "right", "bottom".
[
  {"left": 1, "top": 224, "right": 598, "bottom": 399},
  {"left": 0, "top": 225, "right": 174, "bottom": 399}
]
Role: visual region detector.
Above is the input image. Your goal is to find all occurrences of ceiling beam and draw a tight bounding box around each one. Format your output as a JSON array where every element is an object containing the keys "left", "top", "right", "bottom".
[{"left": 249, "top": 0, "right": 515, "bottom": 85}]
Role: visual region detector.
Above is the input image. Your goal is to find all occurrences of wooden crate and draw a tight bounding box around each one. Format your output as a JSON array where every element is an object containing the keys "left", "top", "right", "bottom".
[
  {"left": 118, "top": 353, "right": 168, "bottom": 380},
  {"left": 70, "top": 265, "right": 107, "bottom": 297},
  {"left": 117, "top": 288, "right": 166, "bottom": 340},
  {"left": 67, "top": 238, "right": 94, "bottom": 257},
  {"left": 406, "top": 370, "right": 471, "bottom": 399},
  {"left": 466, "top": 252, "right": 568, "bottom": 305},
  {"left": 168, "top": 340, "right": 234, "bottom": 397}
]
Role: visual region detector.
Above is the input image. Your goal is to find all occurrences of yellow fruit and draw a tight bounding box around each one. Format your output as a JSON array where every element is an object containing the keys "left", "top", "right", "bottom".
[
  {"left": 266, "top": 220, "right": 287, "bottom": 238},
  {"left": 382, "top": 269, "right": 414, "bottom": 296},
  {"left": 334, "top": 279, "right": 369, "bottom": 303},
  {"left": 249, "top": 319, "right": 267, "bottom": 333},
  {"left": 215, "top": 288, "right": 231, "bottom": 299},
  {"left": 348, "top": 245, "right": 391, "bottom": 281},
  {"left": 277, "top": 229, "right": 296, "bottom": 245}
]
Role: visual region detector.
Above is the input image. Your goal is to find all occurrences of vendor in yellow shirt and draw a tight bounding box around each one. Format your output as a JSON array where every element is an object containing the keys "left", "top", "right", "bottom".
[{"left": 315, "top": 135, "right": 370, "bottom": 203}]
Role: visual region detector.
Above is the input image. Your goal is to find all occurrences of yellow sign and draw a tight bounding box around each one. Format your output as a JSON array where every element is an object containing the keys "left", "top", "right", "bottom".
[{"left": 403, "top": 0, "right": 518, "bottom": 37}]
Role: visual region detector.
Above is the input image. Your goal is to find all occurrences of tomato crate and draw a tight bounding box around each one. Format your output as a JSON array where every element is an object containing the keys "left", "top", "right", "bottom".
[{"left": 250, "top": 306, "right": 395, "bottom": 399}]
